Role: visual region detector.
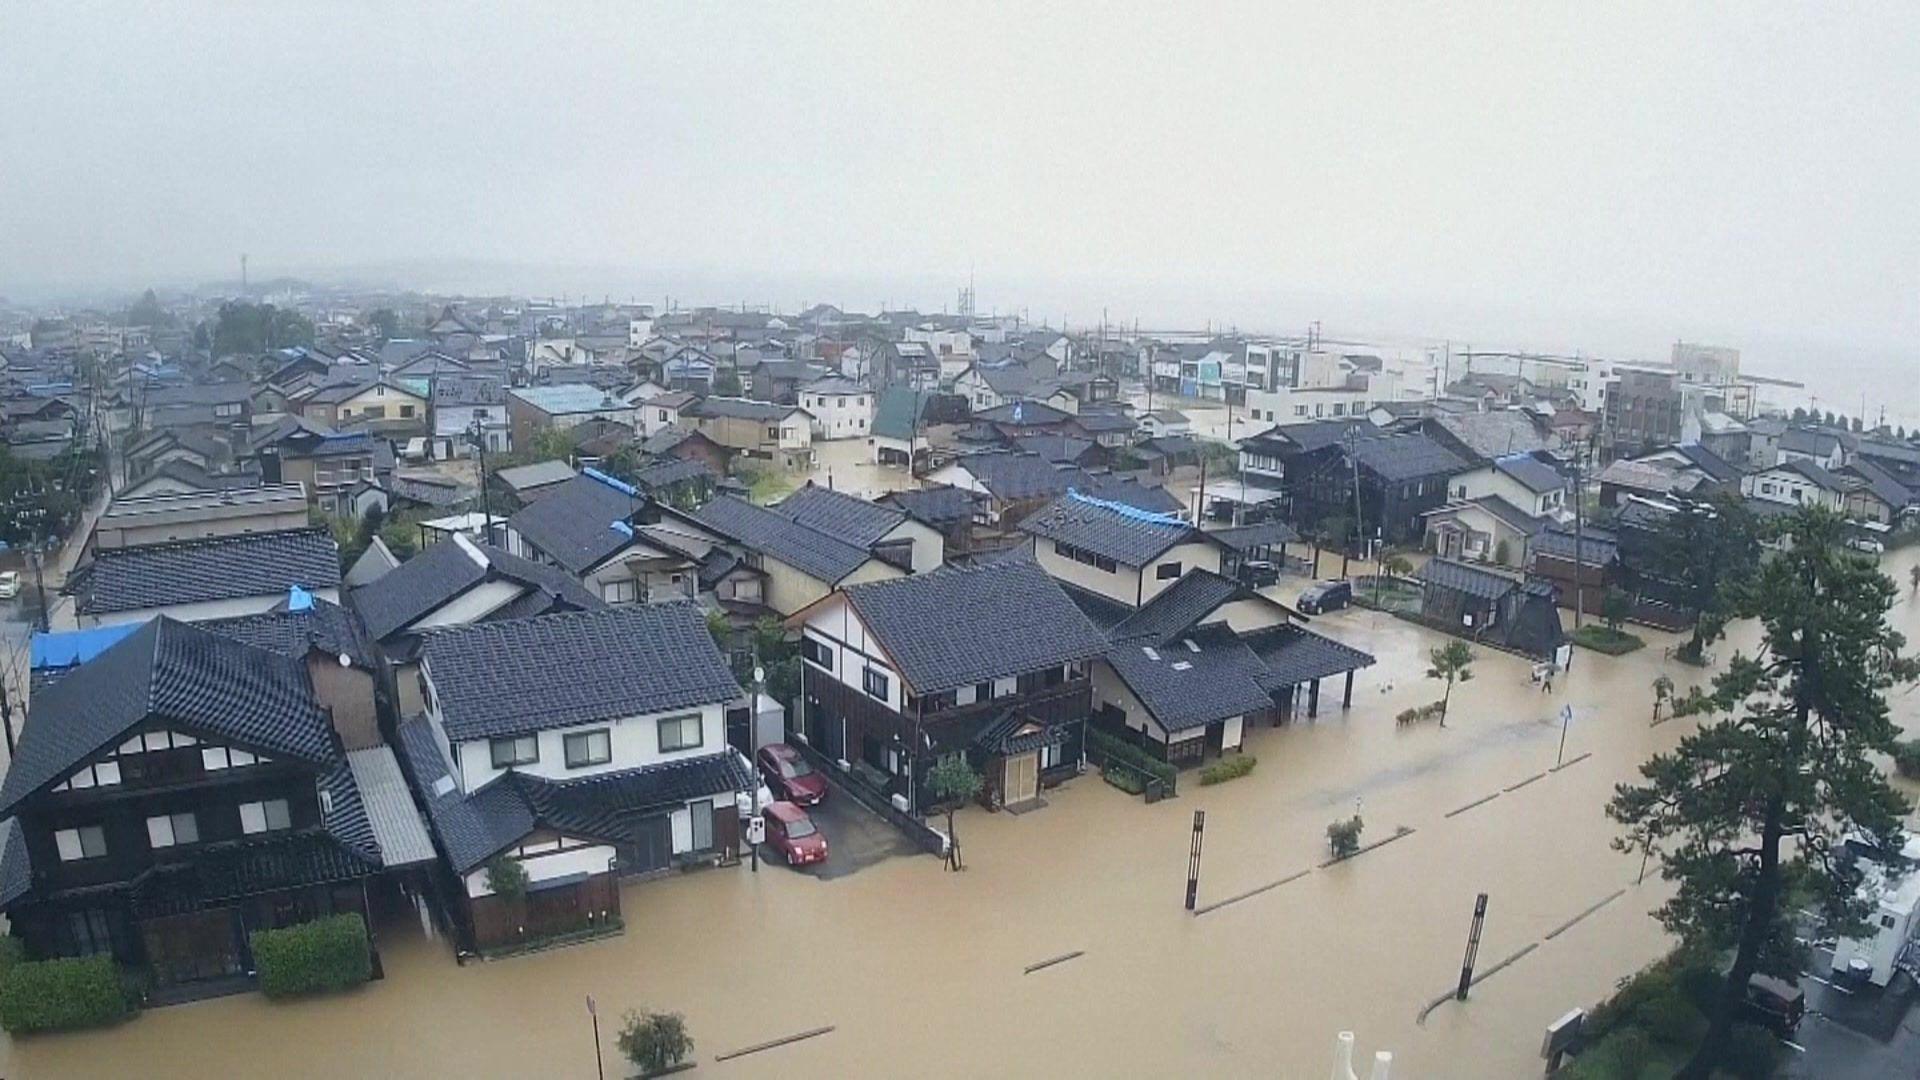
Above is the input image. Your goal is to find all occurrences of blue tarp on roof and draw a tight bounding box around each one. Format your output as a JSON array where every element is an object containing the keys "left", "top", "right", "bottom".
[{"left": 30, "top": 621, "right": 145, "bottom": 670}]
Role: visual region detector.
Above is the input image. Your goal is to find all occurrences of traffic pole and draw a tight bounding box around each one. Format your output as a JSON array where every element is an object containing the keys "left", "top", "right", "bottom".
[{"left": 1185, "top": 810, "right": 1206, "bottom": 912}]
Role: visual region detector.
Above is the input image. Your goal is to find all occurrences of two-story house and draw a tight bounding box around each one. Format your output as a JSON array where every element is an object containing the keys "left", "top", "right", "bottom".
[
  {"left": 1741, "top": 459, "right": 1849, "bottom": 514},
  {"left": 797, "top": 376, "right": 873, "bottom": 440},
  {"left": 396, "top": 604, "right": 750, "bottom": 954},
  {"left": 503, "top": 470, "right": 702, "bottom": 605},
  {"left": 350, "top": 531, "right": 604, "bottom": 715},
  {"left": 789, "top": 558, "right": 1110, "bottom": 813},
  {"left": 431, "top": 374, "right": 509, "bottom": 458},
  {"left": 0, "top": 618, "right": 417, "bottom": 996},
  {"left": 1021, "top": 492, "right": 1227, "bottom": 617},
  {"left": 683, "top": 396, "right": 814, "bottom": 469},
  {"left": 1283, "top": 430, "right": 1471, "bottom": 545}
]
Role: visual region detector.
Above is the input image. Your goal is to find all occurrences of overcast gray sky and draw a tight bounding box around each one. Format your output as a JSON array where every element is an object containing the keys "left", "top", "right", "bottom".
[{"left": 3, "top": 3, "right": 1917, "bottom": 381}]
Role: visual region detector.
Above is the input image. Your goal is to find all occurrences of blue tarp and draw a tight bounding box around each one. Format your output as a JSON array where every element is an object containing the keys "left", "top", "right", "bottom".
[
  {"left": 30, "top": 622, "right": 145, "bottom": 670},
  {"left": 287, "top": 585, "right": 314, "bottom": 612}
]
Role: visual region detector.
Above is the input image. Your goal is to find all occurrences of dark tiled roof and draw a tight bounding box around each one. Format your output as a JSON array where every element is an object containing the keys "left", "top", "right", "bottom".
[
  {"left": 973, "top": 711, "right": 1069, "bottom": 755},
  {"left": 1531, "top": 527, "right": 1619, "bottom": 566},
  {"left": 1019, "top": 491, "right": 1202, "bottom": 566},
  {"left": 878, "top": 484, "right": 981, "bottom": 527},
  {"left": 1778, "top": 427, "right": 1840, "bottom": 457},
  {"left": 505, "top": 472, "right": 645, "bottom": 575},
  {"left": 1058, "top": 581, "right": 1135, "bottom": 632},
  {"left": 0, "top": 618, "right": 334, "bottom": 813},
  {"left": 1070, "top": 411, "right": 1135, "bottom": 434},
  {"left": 1416, "top": 557, "right": 1521, "bottom": 601},
  {"left": 1079, "top": 474, "right": 1186, "bottom": 515},
  {"left": 631, "top": 458, "right": 714, "bottom": 491},
  {"left": 1102, "top": 624, "right": 1277, "bottom": 731},
  {"left": 421, "top": 604, "right": 742, "bottom": 742},
  {"left": 1241, "top": 624, "right": 1376, "bottom": 688},
  {"left": 688, "top": 396, "right": 801, "bottom": 421},
  {"left": 1842, "top": 458, "right": 1914, "bottom": 510},
  {"left": 774, "top": 485, "right": 907, "bottom": 547},
  {"left": 1011, "top": 434, "right": 1096, "bottom": 464},
  {"left": 1778, "top": 457, "right": 1849, "bottom": 492},
  {"left": 693, "top": 495, "right": 874, "bottom": 583},
  {"left": 1670, "top": 444, "right": 1740, "bottom": 484},
  {"left": 841, "top": 558, "right": 1108, "bottom": 694},
  {"left": 0, "top": 820, "right": 30, "bottom": 906},
  {"left": 397, "top": 717, "right": 533, "bottom": 873},
  {"left": 350, "top": 536, "right": 601, "bottom": 641},
  {"left": 976, "top": 400, "right": 1071, "bottom": 426},
  {"left": 199, "top": 597, "right": 375, "bottom": 669},
  {"left": 1493, "top": 453, "right": 1566, "bottom": 494},
  {"left": 952, "top": 451, "right": 1080, "bottom": 502},
  {"left": 1459, "top": 494, "right": 1546, "bottom": 534},
  {"left": 1349, "top": 433, "right": 1471, "bottom": 482},
  {"left": 1109, "top": 569, "right": 1279, "bottom": 644},
  {"left": 130, "top": 833, "right": 375, "bottom": 918},
  {"left": 71, "top": 527, "right": 340, "bottom": 615}
]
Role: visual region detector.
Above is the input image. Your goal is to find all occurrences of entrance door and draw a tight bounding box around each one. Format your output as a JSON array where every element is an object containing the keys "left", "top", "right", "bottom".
[
  {"left": 142, "top": 909, "right": 243, "bottom": 987},
  {"left": 1004, "top": 752, "right": 1039, "bottom": 805},
  {"left": 626, "top": 815, "right": 674, "bottom": 875}
]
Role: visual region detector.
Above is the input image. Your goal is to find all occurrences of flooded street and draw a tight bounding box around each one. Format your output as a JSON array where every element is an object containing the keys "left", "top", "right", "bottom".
[{"left": 9, "top": 547, "right": 1918, "bottom": 1079}]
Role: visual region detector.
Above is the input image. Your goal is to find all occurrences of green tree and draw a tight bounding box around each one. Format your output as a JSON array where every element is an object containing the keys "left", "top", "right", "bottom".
[
  {"left": 365, "top": 308, "right": 399, "bottom": 341},
  {"left": 483, "top": 856, "right": 528, "bottom": 901},
  {"left": 616, "top": 1009, "right": 693, "bottom": 1074},
  {"left": 1380, "top": 553, "right": 1412, "bottom": 581},
  {"left": 1653, "top": 494, "right": 1761, "bottom": 664},
  {"left": 124, "top": 288, "right": 174, "bottom": 328},
  {"left": 1651, "top": 673, "right": 1675, "bottom": 721},
  {"left": 925, "top": 754, "right": 983, "bottom": 871},
  {"left": 711, "top": 368, "right": 743, "bottom": 396},
  {"left": 1602, "top": 585, "right": 1632, "bottom": 631},
  {"left": 1608, "top": 508, "right": 1916, "bottom": 1079},
  {"left": 1425, "top": 641, "right": 1475, "bottom": 727},
  {"left": 211, "top": 300, "right": 314, "bottom": 353}
]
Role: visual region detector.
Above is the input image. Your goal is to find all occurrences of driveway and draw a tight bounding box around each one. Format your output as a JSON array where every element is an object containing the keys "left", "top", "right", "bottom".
[{"left": 758, "top": 782, "right": 919, "bottom": 881}]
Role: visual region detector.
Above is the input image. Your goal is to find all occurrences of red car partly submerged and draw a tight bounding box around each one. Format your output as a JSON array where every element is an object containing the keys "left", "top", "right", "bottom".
[
  {"left": 756, "top": 743, "right": 828, "bottom": 806},
  {"left": 764, "top": 800, "right": 828, "bottom": 866}
]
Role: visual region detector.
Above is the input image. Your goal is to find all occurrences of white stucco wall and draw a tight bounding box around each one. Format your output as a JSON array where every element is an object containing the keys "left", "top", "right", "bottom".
[
  {"left": 80, "top": 588, "right": 342, "bottom": 629},
  {"left": 801, "top": 596, "right": 904, "bottom": 711}
]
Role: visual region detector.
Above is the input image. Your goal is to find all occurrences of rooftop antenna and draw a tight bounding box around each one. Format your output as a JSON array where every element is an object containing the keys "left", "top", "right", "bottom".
[{"left": 240, "top": 253, "right": 249, "bottom": 293}]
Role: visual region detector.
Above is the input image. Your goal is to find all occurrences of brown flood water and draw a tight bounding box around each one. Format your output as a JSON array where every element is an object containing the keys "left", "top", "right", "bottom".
[{"left": 9, "top": 548, "right": 1919, "bottom": 1079}]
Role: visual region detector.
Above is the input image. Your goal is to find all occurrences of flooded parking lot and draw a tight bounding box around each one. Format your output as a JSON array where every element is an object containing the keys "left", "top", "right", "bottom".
[{"left": 9, "top": 548, "right": 1917, "bottom": 1079}]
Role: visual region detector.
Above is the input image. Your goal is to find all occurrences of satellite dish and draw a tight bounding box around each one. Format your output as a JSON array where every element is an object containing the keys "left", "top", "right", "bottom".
[
  {"left": 337, "top": 652, "right": 352, "bottom": 668},
  {"left": 753, "top": 666, "right": 766, "bottom": 685}
]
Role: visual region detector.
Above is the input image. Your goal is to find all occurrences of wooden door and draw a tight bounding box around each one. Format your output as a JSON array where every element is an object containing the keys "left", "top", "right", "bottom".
[
  {"left": 143, "top": 909, "right": 243, "bottom": 987},
  {"left": 1004, "top": 752, "right": 1039, "bottom": 805}
]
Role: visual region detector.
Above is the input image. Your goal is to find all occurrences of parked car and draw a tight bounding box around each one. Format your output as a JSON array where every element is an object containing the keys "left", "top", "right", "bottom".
[
  {"left": 0, "top": 571, "right": 20, "bottom": 600},
  {"left": 1236, "top": 560, "right": 1279, "bottom": 589},
  {"left": 1845, "top": 536, "right": 1885, "bottom": 555},
  {"left": 764, "top": 801, "right": 828, "bottom": 866},
  {"left": 1297, "top": 579, "right": 1352, "bottom": 614},
  {"left": 1742, "top": 973, "right": 1805, "bottom": 1037},
  {"left": 756, "top": 742, "right": 828, "bottom": 806}
]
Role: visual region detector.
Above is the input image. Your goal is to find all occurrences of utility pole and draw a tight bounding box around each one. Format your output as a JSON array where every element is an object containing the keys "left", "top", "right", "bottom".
[
  {"left": 1347, "top": 423, "right": 1365, "bottom": 577},
  {"left": 1570, "top": 455, "right": 1585, "bottom": 631},
  {"left": 469, "top": 418, "right": 497, "bottom": 546}
]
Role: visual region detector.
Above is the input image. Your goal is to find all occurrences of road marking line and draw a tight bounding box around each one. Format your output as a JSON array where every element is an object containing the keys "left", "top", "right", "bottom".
[
  {"left": 1503, "top": 771, "right": 1547, "bottom": 792},
  {"left": 1543, "top": 889, "right": 1626, "bottom": 941},
  {"left": 714, "top": 1026, "right": 836, "bottom": 1062},
  {"left": 1781, "top": 1040, "right": 1806, "bottom": 1053},
  {"left": 1193, "top": 869, "right": 1312, "bottom": 916},
  {"left": 1549, "top": 751, "right": 1593, "bottom": 773},
  {"left": 1444, "top": 791, "right": 1502, "bottom": 818},
  {"left": 1023, "top": 950, "right": 1085, "bottom": 974}
]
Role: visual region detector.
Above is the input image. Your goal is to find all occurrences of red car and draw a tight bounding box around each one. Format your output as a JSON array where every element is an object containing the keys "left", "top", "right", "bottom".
[
  {"left": 764, "top": 801, "right": 827, "bottom": 866},
  {"left": 756, "top": 743, "right": 828, "bottom": 806}
]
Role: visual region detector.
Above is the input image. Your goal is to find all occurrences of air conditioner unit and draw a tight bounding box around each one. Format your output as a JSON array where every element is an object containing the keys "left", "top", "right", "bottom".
[{"left": 890, "top": 793, "right": 911, "bottom": 813}]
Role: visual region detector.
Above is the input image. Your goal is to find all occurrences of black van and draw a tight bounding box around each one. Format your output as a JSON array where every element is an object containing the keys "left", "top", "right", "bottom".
[
  {"left": 1297, "top": 580, "right": 1353, "bottom": 614},
  {"left": 1743, "top": 973, "right": 1805, "bottom": 1037}
]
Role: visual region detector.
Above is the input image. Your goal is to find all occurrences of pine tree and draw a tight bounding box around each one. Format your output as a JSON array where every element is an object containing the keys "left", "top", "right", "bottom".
[
  {"left": 1651, "top": 494, "right": 1761, "bottom": 664},
  {"left": 1610, "top": 508, "right": 1916, "bottom": 1078}
]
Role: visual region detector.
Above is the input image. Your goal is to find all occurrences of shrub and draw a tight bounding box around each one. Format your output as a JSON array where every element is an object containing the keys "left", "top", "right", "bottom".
[
  {"left": 485, "top": 856, "right": 530, "bottom": 901},
  {"left": 1719, "top": 1024, "right": 1783, "bottom": 1079},
  {"left": 617, "top": 1009, "right": 694, "bottom": 1075},
  {"left": 1637, "top": 988, "right": 1707, "bottom": 1046},
  {"left": 1086, "top": 728, "right": 1176, "bottom": 790},
  {"left": 1326, "top": 815, "right": 1364, "bottom": 858},
  {"left": 1396, "top": 702, "right": 1447, "bottom": 726},
  {"left": 1893, "top": 739, "right": 1920, "bottom": 779},
  {"left": 0, "top": 936, "right": 24, "bottom": 974},
  {"left": 0, "top": 955, "right": 131, "bottom": 1033},
  {"left": 1560, "top": 1028, "right": 1656, "bottom": 1079},
  {"left": 249, "top": 914, "right": 372, "bottom": 999},
  {"left": 1572, "top": 624, "right": 1646, "bottom": 655},
  {"left": 1199, "top": 755, "right": 1256, "bottom": 785}
]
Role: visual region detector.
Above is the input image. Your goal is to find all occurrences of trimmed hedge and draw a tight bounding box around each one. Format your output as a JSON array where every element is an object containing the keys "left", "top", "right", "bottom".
[
  {"left": 1086, "top": 728, "right": 1176, "bottom": 790},
  {"left": 0, "top": 955, "right": 132, "bottom": 1034},
  {"left": 1572, "top": 624, "right": 1645, "bottom": 655},
  {"left": 250, "top": 914, "right": 372, "bottom": 999},
  {"left": 1199, "top": 754, "right": 1256, "bottom": 785}
]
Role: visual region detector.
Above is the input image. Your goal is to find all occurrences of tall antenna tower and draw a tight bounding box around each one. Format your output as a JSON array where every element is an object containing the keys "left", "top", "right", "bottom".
[
  {"left": 956, "top": 281, "right": 975, "bottom": 317},
  {"left": 240, "top": 253, "right": 249, "bottom": 293}
]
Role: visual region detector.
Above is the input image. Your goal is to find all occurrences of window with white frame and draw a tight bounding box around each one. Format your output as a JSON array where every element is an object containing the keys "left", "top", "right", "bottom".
[
  {"left": 55, "top": 825, "right": 107, "bottom": 861},
  {"left": 490, "top": 735, "right": 538, "bottom": 768},
  {"left": 863, "top": 667, "right": 890, "bottom": 702},
  {"left": 658, "top": 713, "right": 703, "bottom": 752},
  {"left": 564, "top": 729, "right": 612, "bottom": 769},
  {"left": 146, "top": 811, "right": 200, "bottom": 848},
  {"left": 239, "top": 799, "right": 291, "bottom": 835},
  {"left": 601, "top": 579, "right": 639, "bottom": 604}
]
